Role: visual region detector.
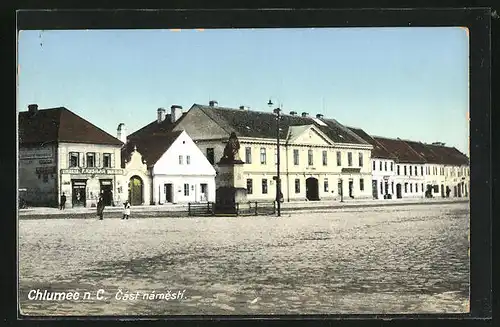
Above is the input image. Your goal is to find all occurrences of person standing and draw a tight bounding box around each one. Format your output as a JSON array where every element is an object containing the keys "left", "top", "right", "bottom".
[
  {"left": 60, "top": 192, "right": 66, "bottom": 210},
  {"left": 97, "top": 195, "right": 104, "bottom": 220},
  {"left": 122, "top": 200, "right": 131, "bottom": 220}
]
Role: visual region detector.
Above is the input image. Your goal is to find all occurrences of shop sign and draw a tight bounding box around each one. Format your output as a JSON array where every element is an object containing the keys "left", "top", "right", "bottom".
[
  {"left": 19, "top": 148, "right": 53, "bottom": 160},
  {"left": 35, "top": 166, "right": 56, "bottom": 174},
  {"left": 61, "top": 168, "right": 124, "bottom": 175}
]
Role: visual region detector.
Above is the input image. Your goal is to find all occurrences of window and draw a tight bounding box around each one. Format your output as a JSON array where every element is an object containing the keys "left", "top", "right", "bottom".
[
  {"left": 308, "top": 149, "right": 314, "bottom": 166},
  {"left": 260, "top": 148, "right": 267, "bottom": 164},
  {"left": 433, "top": 185, "right": 439, "bottom": 193},
  {"left": 421, "top": 166, "right": 424, "bottom": 175},
  {"left": 43, "top": 174, "right": 48, "bottom": 183},
  {"left": 179, "top": 155, "right": 183, "bottom": 165},
  {"left": 295, "top": 179, "right": 300, "bottom": 193},
  {"left": 421, "top": 183, "right": 424, "bottom": 191},
  {"left": 379, "top": 161, "right": 382, "bottom": 170},
  {"left": 293, "top": 149, "right": 299, "bottom": 165},
  {"left": 404, "top": 166, "right": 407, "bottom": 175},
  {"left": 360, "top": 178, "right": 364, "bottom": 191},
  {"left": 186, "top": 155, "right": 191, "bottom": 165},
  {"left": 397, "top": 165, "right": 400, "bottom": 175},
  {"left": 415, "top": 166, "right": 418, "bottom": 176},
  {"left": 324, "top": 179, "right": 329, "bottom": 192},
  {"left": 410, "top": 184, "right": 413, "bottom": 193},
  {"left": 322, "top": 151, "right": 328, "bottom": 166},
  {"left": 262, "top": 179, "right": 268, "bottom": 194},
  {"left": 103, "top": 153, "right": 111, "bottom": 168},
  {"left": 69, "top": 152, "right": 79, "bottom": 167},
  {"left": 409, "top": 166, "right": 412, "bottom": 176},
  {"left": 347, "top": 152, "right": 353, "bottom": 167},
  {"left": 206, "top": 148, "right": 215, "bottom": 165},
  {"left": 390, "top": 162, "right": 394, "bottom": 171},
  {"left": 416, "top": 183, "right": 419, "bottom": 192},
  {"left": 391, "top": 182, "right": 394, "bottom": 194},
  {"left": 359, "top": 153, "right": 363, "bottom": 167},
  {"left": 246, "top": 179, "right": 253, "bottom": 194},
  {"left": 184, "top": 183, "right": 189, "bottom": 196},
  {"left": 245, "top": 147, "right": 252, "bottom": 164},
  {"left": 404, "top": 183, "right": 408, "bottom": 193},
  {"left": 86, "top": 153, "right": 95, "bottom": 168},
  {"left": 384, "top": 162, "right": 387, "bottom": 171},
  {"left": 373, "top": 161, "right": 376, "bottom": 171},
  {"left": 336, "top": 151, "right": 341, "bottom": 166}
]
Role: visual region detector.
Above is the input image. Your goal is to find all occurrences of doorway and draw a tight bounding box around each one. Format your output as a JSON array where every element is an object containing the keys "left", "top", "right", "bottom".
[
  {"left": 100, "top": 179, "right": 113, "bottom": 206},
  {"left": 440, "top": 184, "right": 445, "bottom": 198},
  {"left": 372, "top": 180, "right": 378, "bottom": 199},
  {"left": 71, "top": 180, "right": 87, "bottom": 207},
  {"left": 457, "top": 183, "right": 462, "bottom": 197},
  {"left": 306, "top": 177, "right": 319, "bottom": 201},
  {"left": 348, "top": 180, "right": 354, "bottom": 198},
  {"left": 200, "top": 183, "right": 208, "bottom": 202},
  {"left": 396, "top": 183, "right": 402, "bottom": 198},
  {"left": 164, "top": 183, "right": 173, "bottom": 203},
  {"left": 129, "top": 176, "right": 143, "bottom": 205}
]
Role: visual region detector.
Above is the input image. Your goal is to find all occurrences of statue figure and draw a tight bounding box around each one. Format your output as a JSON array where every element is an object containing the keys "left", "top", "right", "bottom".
[{"left": 221, "top": 132, "right": 241, "bottom": 162}]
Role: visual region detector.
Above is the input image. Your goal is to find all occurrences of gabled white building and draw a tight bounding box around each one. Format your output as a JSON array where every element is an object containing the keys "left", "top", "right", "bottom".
[{"left": 122, "top": 108, "right": 216, "bottom": 205}]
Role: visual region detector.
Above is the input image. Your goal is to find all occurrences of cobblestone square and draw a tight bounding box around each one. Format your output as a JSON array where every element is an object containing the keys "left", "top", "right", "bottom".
[{"left": 18, "top": 202, "right": 469, "bottom": 315}]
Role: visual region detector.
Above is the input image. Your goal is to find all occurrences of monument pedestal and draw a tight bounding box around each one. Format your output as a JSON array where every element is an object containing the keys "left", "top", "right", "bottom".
[{"left": 215, "top": 159, "right": 247, "bottom": 214}]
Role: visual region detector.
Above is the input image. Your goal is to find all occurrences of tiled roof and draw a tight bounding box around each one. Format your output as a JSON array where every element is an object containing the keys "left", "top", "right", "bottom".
[
  {"left": 347, "top": 126, "right": 398, "bottom": 160},
  {"left": 425, "top": 144, "right": 469, "bottom": 166},
  {"left": 121, "top": 131, "right": 183, "bottom": 168},
  {"left": 193, "top": 104, "right": 368, "bottom": 145},
  {"left": 19, "top": 107, "right": 123, "bottom": 146},
  {"left": 403, "top": 140, "right": 442, "bottom": 164},
  {"left": 127, "top": 113, "right": 186, "bottom": 140},
  {"left": 373, "top": 137, "right": 427, "bottom": 164}
]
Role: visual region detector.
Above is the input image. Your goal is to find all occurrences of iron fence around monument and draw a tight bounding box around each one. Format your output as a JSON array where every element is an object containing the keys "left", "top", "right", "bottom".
[{"left": 188, "top": 201, "right": 276, "bottom": 217}]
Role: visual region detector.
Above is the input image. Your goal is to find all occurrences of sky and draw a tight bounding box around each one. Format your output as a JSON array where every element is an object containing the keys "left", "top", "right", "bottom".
[{"left": 17, "top": 27, "right": 469, "bottom": 155}]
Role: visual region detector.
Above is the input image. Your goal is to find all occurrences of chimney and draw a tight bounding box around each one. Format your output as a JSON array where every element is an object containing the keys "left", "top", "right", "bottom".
[
  {"left": 290, "top": 111, "right": 297, "bottom": 116},
  {"left": 157, "top": 108, "right": 166, "bottom": 123},
  {"left": 301, "top": 112, "right": 309, "bottom": 117},
  {"left": 209, "top": 100, "right": 218, "bottom": 107},
  {"left": 316, "top": 113, "right": 324, "bottom": 119},
  {"left": 117, "top": 123, "right": 127, "bottom": 144},
  {"left": 28, "top": 104, "right": 38, "bottom": 115},
  {"left": 171, "top": 105, "right": 183, "bottom": 123}
]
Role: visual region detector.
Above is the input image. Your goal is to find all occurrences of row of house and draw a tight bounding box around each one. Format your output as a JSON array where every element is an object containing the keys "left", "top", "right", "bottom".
[{"left": 18, "top": 102, "right": 469, "bottom": 208}]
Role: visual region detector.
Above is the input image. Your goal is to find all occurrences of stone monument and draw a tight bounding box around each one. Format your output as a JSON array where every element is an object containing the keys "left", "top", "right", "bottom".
[{"left": 215, "top": 132, "right": 247, "bottom": 214}]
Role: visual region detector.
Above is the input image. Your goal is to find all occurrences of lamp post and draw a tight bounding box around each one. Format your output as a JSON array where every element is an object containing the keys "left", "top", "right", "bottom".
[{"left": 268, "top": 99, "right": 282, "bottom": 217}]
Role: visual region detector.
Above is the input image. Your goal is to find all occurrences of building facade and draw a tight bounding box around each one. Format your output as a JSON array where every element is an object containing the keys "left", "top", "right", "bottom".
[
  {"left": 19, "top": 105, "right": 124, "bottom": 208},
  {"left": 123, "top": 107, "right": 216, "bottom": 205},
  {"left": 173, "top": 102, "right": 374, "bottom": 202}
]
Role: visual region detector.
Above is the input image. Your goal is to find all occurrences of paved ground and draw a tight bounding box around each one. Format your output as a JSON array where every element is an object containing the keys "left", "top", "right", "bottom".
[{"left": 18, "top": 202, "right": 469, "bottom": 315}]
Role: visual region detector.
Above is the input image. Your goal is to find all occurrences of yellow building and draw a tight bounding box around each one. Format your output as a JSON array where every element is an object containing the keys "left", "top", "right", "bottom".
[{"left": 173, "top": 102, "right": 373, "bottom": 202}]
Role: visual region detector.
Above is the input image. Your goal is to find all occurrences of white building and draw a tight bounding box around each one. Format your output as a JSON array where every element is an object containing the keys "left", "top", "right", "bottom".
[
  {"left": 19, "top": 104, "right": 124, "bottom": 208},
  {"left": 373, "top": 137, "right": 426, "bottom": 199},
  {"left": 347, "top": 127, "right": 398, "bottom": 199},
  {"left": 123, "top": 106, "right": 216, "bottom": 205},
  {"left": 172, "top": 102, "right": 374, "bottom": 202}
]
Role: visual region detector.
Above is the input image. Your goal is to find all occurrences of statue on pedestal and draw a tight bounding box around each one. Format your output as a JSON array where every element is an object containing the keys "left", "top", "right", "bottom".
[{"left": 220, "top": 132, "right": 242, "bottom": 164}]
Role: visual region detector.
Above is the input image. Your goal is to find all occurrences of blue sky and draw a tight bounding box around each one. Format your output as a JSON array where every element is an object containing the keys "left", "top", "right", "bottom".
[{"left": 17, "top": 27, "right": 469, "bottom": 154}]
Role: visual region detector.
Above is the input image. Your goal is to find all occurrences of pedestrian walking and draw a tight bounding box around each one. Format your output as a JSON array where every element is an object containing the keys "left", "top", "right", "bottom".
[
  {"left": 122, "top": 200, "right": 131, "bottom": 220},
  {"left": 97, "top": 195, "right": 105, "bottom": 220},
  {"left": 59, "top": 192, "right": 66, "bottom": 210}
]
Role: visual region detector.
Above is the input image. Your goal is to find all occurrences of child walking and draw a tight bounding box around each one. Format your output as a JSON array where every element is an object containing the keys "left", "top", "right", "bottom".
[{"left": 122, "top": 200, "right": 131, "bottom": 220}]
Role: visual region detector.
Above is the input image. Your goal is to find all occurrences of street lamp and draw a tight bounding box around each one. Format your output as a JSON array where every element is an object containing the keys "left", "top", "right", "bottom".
[{"left": 268, "top": 99, "right": 282, "bottom": 217}]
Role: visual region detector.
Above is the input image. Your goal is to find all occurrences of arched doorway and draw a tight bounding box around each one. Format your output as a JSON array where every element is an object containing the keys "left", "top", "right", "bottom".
[
  {"left": 396, "top": 183, "right": 402, "bottom": 198},
  {"left": 306, "top": 177, "right": 319, "bottom": 201},
  {"left": 129, "top": 176, "right": 143, "bottom": 205}
]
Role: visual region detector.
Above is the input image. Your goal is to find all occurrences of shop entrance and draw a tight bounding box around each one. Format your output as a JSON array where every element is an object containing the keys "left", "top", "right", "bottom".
[
  {"left": 372, "top": 180, "right": 378, "bottom": 199},
  {"left": 100, "top": 179, "right": 113, "bottom": 206},
  {"left": 129, "top": 175, "right": 143, "bottom": 205},
  {"left": 72, "top": 180, "right": 87, "bottom": 207}
]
